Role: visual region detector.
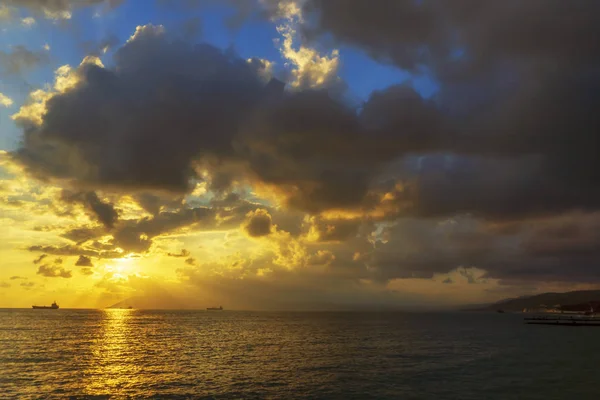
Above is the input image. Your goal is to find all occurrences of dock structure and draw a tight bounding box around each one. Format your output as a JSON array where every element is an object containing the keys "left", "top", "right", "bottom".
[{"left": 525, "top": 315, "right": 600, "bottom": 326}]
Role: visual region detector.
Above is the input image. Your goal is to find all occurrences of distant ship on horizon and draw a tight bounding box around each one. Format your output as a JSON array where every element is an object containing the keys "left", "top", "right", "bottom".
[
  {"left": 32, "top": 301, "right": 59, "bottom": 310},
  {"left": 207, "top": 306, "right": 223, "bottom": 311}
]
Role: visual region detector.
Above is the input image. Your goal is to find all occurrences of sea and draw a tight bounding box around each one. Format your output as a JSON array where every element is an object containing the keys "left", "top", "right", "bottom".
[{"left": 1, "top": 309, "right": 598, "bottom": 399}]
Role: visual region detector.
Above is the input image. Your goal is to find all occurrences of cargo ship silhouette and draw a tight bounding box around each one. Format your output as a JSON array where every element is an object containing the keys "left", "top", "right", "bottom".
[{"left": 32, "top": 301, "right": 59, "bottom": 310}]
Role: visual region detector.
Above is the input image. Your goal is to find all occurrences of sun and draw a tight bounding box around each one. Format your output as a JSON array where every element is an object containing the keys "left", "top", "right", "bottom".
[{"left": 107, "top": 256, "right": 137, "bottom": 277}]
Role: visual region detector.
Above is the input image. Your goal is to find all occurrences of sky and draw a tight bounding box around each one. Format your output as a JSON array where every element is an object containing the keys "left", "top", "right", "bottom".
[{"left": 0, "top": 0, "right": 599, "bottom": 310}]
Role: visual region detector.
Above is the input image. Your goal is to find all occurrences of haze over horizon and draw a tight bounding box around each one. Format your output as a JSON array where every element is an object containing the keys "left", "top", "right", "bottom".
[{"left": 1, "top": 0, "right": 600, "bottom": 310}]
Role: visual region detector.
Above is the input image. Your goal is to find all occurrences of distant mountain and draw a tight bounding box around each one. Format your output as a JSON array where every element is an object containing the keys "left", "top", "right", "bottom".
[{"left": 474, "top": 290, "right": 600, "bottom": 312}]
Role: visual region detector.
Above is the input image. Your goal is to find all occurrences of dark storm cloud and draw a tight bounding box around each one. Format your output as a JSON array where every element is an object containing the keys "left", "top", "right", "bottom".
[
  {"left": 0, "top": 45, "right": 49, "bottom": 76},
  {"left": 181, "top": 16, "right": 203, "bottom": 40},
  {"left": 16, "top": 26, "right": 266, "bottom": 193},
  {"left": 359, "top": 84, "right": 447, "bottom": 155},
  {"left": 248, "top": 0, "right": 600, "bottom": 221},
  {"left": 81, "top": 192, "right": 119, "bottom": 228},
  {"left": 10, "top": 2, "right": 600, "bottom": 287},
  {"left": 61, "top": 190, "right": 119, "bottom": 228},
  {"left": 37, "top": 264, "right": 72, "bottom": 278},
  {"left": 10, "top": 4, "right": 592, "bottom": 222},
  {"left": 243, "top": 209, "right": 273, "bottom": 237},
  {"left": 297, "top": 0, "right": 600, "bottom": 75},
  {"left": 518, "top": 215, "right": 600, "bottom": 275},
  {"left": 342, "top": 216, "right": 519, "bottom": 282},
  {"left": 345, "top": 212, "right": 600, "bottom": 284},
  {"left": 13, "top": 24, "right": 447, "bottom": 214},
  {"left": 133, "top": 193, "right": 181, "bottom": 216},
  {"left": 234, "top": 89, "right": 397, "bottom": 212},
  {"left": 395, "top": 155, "right": 600, "bottom": 221},
  {"left": 75, "top": 255, "right": 94, "bottom": 267}
]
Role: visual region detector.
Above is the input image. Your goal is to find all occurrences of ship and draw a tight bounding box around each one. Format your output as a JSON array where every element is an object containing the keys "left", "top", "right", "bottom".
[
  {"left": 32, "top": 301, "right": 59, "bottom": 310},
  {"left": 207, "top": 306, "right": 223, "bottom": 311}
]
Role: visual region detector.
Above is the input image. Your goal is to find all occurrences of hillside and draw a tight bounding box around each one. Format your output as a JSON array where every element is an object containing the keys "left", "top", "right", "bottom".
[{"left": 480, "top": 290, "right": 600, "bottom": 312}]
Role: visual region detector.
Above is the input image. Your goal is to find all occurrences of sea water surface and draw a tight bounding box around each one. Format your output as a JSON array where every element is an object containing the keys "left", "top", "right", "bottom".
[{"left": 1, "top": 309, "right": 598, "bottom": 399}]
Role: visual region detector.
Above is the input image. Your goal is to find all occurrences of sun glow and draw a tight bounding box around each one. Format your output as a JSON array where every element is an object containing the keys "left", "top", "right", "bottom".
[{"left": 106, "top": 257, "right": 138, "bottom": 277}]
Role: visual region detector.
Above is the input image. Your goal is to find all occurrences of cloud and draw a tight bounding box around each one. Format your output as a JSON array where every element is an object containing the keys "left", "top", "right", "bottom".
[
  {"left": 61, "top": 190, "right": 119, "bottom": 228},
  {"left": 10, "top": 276, "right": 27, "bottom": 280},
  {"left": 0, "top": 45, "right": 49, "bottom": 76},
  {"left": 243, "top": 209, "right": 273, "bottom": 237},
  {"left": 304, "top": 215, "right": 362, "bottom": 242},
  {"left": 294, "top": 1, "right": 600, "bottom": 75},
  {"left": 37, "top": 264, "right": 72, "bottom": 278},
  {"left": 185, "top": 257, "right": 197, "bottom": 266},
  {"left": 32, "top": 253, "right": 47, "bottom": 264},
  {"left": 0, "top": 282, "right": 10, "bottom": 288},
  {"left": 75, "top": 255, "right": 94, "bottom": 267},
  {"left": 0, "top": 93, "right": 13, "bottom": 108},
  {"left": 109, "top": 206, "right": 216, "bottom": 253},
  {"left": 55, "top": 196, "right": 265, "bottom": 255},
  {"left": 308, "top": 249, "right": 335, "bottom": 266},
  {"left": 13, "top": 25, "right": 266, "bottom": 193},
  {"left": 181, "top": 16, "right": 202, "bottom": 40},
  {"left": 243, "top": 0, "right": 600, "bottom": 221},
  {"left": 11, "top": 24, "right": 444, "bottom": 215},
  {"left": 3, "top": 0, "right": 124, "bottom": 20},
  {"left": 20, "top": 281, "right": 35, "bottom": 288},
  {"left": 80, "top": 267, "right": 94, "bottom": 275},
  {"left": 7, "top": 8, "right": 600, "bottom": 293},
  {"left": 0, "top": 5, "right": 16, "bottom": 22},
  {"left": 21, "top": 16, "right": 35, "bottom": 27},
  {"left": 28, "top": 244, "right": 121, "bottom": 259},
  {"left": 168, "top": 249, "right": 190, "bottom": 258},
  {"left": 176, "top": 259, "right": 496, "bottom": 310},
  {"left": 272, "top": 1, "right": 341, "bottom": 90}
]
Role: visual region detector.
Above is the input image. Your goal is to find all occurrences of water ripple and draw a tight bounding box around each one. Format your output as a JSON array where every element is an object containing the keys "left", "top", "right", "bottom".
[{"left": 1, "top": 310, "right": 599, "bottom": 399}]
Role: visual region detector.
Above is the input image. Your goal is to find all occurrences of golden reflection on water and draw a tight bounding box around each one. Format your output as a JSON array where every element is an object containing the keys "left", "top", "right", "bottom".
[{"left": 83, "top": 309, "right": 143, "bottom": 396}]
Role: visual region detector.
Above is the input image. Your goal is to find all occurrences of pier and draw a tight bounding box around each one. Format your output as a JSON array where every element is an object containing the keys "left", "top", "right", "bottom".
[{"left": 525, "top": 315, "right": 600, "bottom": 326}]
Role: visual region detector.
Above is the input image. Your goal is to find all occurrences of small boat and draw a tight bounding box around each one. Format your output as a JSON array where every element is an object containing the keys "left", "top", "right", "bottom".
[
  {"left": 207, "top": 306, "right": 223, "bottom": 311},
  {"left": 32, "top": 301, "right": 59, "bottom": 310}
]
